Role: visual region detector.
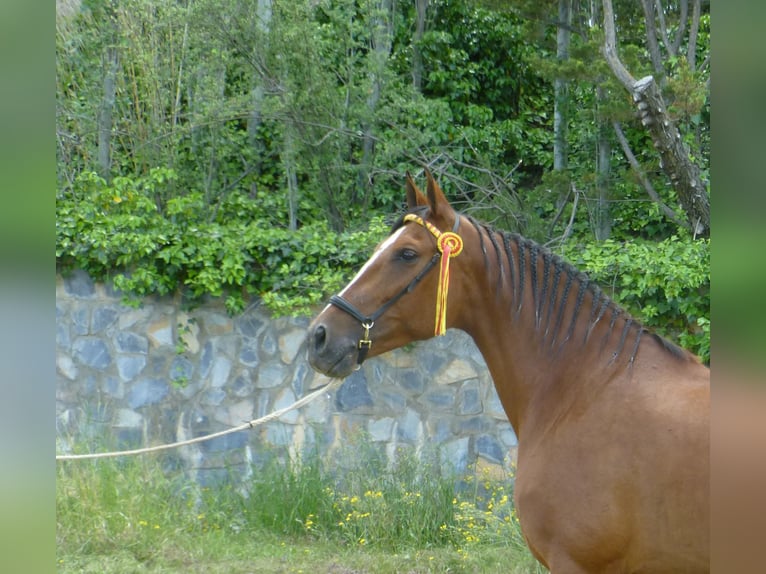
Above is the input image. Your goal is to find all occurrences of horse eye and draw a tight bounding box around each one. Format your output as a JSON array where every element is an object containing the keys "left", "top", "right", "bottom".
[{"left": 397, "top": 248, "right": 418, "bottom": 262}]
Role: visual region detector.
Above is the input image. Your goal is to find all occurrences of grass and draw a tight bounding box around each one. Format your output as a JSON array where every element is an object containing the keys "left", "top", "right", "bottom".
[{"left": 56, "top": 437, "right": 546, "bottom": 573}]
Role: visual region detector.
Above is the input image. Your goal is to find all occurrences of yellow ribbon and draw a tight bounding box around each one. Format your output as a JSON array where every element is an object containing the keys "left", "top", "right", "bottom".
[{"left": 403, "top": 214, "right": 463, "bottom": 335}]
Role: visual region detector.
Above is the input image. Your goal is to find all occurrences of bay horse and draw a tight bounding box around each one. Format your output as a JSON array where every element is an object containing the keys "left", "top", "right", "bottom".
[{"left": 307, "top": 171, "right": 709, "bottom": 573}]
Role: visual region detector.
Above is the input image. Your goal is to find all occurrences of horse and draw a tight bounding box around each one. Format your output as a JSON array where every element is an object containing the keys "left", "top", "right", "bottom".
[{"left": 307, "top": 171, "right": 709, "bottom": 573}]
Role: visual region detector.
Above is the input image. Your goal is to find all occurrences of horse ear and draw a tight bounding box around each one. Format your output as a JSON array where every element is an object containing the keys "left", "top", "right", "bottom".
[
  {"left": 425, "top": 168, "right": 450, "bottom": 217},
  {"left": 405, "top": 171, "right": 428, "bottom": 209}
]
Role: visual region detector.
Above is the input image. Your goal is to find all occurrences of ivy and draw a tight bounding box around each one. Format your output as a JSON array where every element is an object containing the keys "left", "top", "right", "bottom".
[
  {"left": 560, "top": 235, "right": 710, "bottom": 363},
  {"left": 57, "top": 170, "right": 389, "bottom": 317}
]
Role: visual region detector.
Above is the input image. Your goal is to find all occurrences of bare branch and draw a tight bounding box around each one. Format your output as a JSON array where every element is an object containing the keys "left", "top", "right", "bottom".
[
  {"left": 545, "top": 183, "right": 579, "bottom": 248},
  {"left": 653, "top": 0, "right": 674, "bottom": 58},
  {"left": 602, "top": 0, "right": 635, "bottom": 90},
  {"left": 687, "top": 0, "right": 701, "bottom": 71},
  {"left": 640, "top": 0, "right": 665, "bottom": 78},
  {"left": 672, "top": 0, "right": 688, "bottom": 57},
  {"left": 612, "top": 121, "right": 686, "bottom": 228}
]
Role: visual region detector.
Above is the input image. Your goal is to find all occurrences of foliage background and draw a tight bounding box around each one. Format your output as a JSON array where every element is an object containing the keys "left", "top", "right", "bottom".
[{"left": 56, "top": 0, "right": 709, "bottom": 361}]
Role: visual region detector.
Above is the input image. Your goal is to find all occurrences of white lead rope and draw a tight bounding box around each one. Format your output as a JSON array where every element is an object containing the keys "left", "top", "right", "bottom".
[{"left": 56, "top": 379, "right": 343, "bottom": 461}]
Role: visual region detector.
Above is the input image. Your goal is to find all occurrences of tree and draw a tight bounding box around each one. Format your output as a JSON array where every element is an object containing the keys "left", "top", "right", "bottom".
[{"left": 602, "top": 0, "right": 709, "bottom": 237}]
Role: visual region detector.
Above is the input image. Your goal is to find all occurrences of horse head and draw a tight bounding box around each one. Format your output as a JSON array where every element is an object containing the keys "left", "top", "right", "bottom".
[{"left": 307, "top": 170, "right": 467, "bottom": 378}]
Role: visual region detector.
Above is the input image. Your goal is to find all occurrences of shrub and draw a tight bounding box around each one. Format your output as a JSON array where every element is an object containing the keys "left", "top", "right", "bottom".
[
  {"left": 560, "top": 235, "right": 710, "bottom": 363},
  {"left": 56, "top": 170, "right": 389, "bottom": 316}
]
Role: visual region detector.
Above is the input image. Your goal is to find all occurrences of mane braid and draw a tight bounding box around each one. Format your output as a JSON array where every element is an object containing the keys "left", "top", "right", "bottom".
[
  {"left": 544, "top": 262, "right": 563, "bottom": 337},
  {"left": 585, "top": 291, "right": 611, "bottom": 344},
  {"left": 472, "top": 219, "right": 490, "bottom": 275},
  {"left": 561, "top": 277, "right": 589, "bottom": 350},
  {"left": 485, "top": 225, "right": 505, "bottom": 292},
  {"left": 538, "top": 251, "right": 552, "bottom": 329},
  {"left": 516, "top": 240, "right": 526, "bottom": 315},
  {"left": 530, "top": 245, "right": 538, "bottom": 325},
  {"left": 502, "top": 233, "right": 518, "bottom": 307},
  {"left": 455, "top": 215, "right": 690, "bottom": 364},
  {"left": 609, "top": 318, "right": 634, "bottom": 365},
  {"left": 629, "top": 328, "right": 644, "bottom": 365},
  {"left": 549, "top": 270, "right": 575, "bottom": 348},
  {"left": 601, "top": 306, "right": 622, "bottom": 353}
]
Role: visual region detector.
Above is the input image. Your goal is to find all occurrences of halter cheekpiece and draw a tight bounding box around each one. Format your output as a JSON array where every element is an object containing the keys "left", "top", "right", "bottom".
[{"left": 329, "top": 213, "right": 463, "bottom": 365}]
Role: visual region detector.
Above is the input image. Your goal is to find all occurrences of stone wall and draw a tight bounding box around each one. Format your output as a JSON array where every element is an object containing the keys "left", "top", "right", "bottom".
[{"left": 56, "top": 270, "right": 517, "bottom": 484}]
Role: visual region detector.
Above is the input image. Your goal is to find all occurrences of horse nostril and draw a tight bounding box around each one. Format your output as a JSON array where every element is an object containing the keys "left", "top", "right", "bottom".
[{"left": 313, "top": 325, "right": 327, "bottom": 352}]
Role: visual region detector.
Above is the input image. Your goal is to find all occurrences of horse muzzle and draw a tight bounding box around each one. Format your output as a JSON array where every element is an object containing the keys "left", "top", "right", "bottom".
[{"left": 307, "top": 321, "right": 360, "bottom": 378}]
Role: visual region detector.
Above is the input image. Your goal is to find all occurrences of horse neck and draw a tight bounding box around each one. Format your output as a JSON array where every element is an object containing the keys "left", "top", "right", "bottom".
[{"left": 454, "top": 223, "right": 646, "bottom": 437}]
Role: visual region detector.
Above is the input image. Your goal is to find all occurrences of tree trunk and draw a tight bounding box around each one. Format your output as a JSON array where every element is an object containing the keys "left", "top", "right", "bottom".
[
  {"left": 247, "top": 0, "right": 272, "bottom": 177},
  {"left": 594, "top": 86, "right": 611, "bottom": 241},
  {"left": 357, "top": 0, "right": 393, "bottom": 205},
  {"left": 97, "top": 46, "right": 119, "bottom": 181},
  {"left": 632, "top": 76, "right": 709, "bottom": 236},
  {"left": 553, "top": 0, "right": 570, "bottom": 174},
  {"left": 602, "top": 0, "right": 709, "bottom": 238},
  {"left": 283, "top": 127, "right": 298, "bottom": 231},
  {"left": 412, "top": 0, "right": 428, "bottom": 92}
]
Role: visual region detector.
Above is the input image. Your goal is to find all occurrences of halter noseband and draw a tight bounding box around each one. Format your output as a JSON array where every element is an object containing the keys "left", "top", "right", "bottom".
[{"left": 329, "top": 213, "right": 463, "bottom": 365}]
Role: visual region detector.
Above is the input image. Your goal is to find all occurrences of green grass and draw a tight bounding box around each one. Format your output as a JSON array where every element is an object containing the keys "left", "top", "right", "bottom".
[{"left": 56, "top": 438, "right": 545, "bottom": 573}]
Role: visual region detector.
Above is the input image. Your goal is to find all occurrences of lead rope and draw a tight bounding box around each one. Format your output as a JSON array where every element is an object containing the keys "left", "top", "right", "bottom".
[
  {"left": 56, "top": 378, "right": 343, "bottom": 461},
  {"left": 402, "top": 214, "right": 463, "bottom": 336}
]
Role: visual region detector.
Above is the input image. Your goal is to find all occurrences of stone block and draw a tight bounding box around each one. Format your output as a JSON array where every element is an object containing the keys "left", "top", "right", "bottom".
[
  {"left": 116, "top": 408, "right": 143, "bottom": 428},
  {"left": 115, "top": 331, "right": 149, "bottom": 354},
  {"left": 169, "top": 356, "right": 194, "bottom": 385},
  {"left": 199, "top": 341, "right": 214, "bottom": 378},
  {"left": 118, "top": 305, "right": 153, "bottom": 329},
  {"left": 56, "top": 354, "right": 78, "bottom": 380},
  {"left": 455, "top": 416, "right": 493, "bottom": 435},
  {"left": 256, "top": 363, "right": 286, "bottom": 389},
  {"left": 210, "top": 356, "right": 232, "bottom": 388},
  {"left": 202, "top": 388, "right": 227, "bottom": 406},
  {"left": 439, "top": 358, "right": 479, "bottom": 384},
  {"left": 457, "top": 379, "right": 482, "bottom": 415},
  {"left": 396, "top": 408, "right": 422, "bottom": 443},
  {"left": 199, "top": 310, "right": 233, "bottom": 336},
  {"left": 127, "top": 378, "right": 169, "bottom": 409},
  {"left": 63, "top": 269, "right": 95, "bottom": 298},
  {"left": 73, "top": 337, "right": 112, "bottom": 370},
  {"left": 440, "top": 437, "right": 470, "bottom": 474},
  {"left": 368, "top": 417, "right": 395, "bottom": 442},
  {"left": 92, "top": 306, "right": 119, "bottom": 333},
  {"left": 177, "top": 312, "right": 200, "bottom": 353},
  {"left": 234, "top": 312, "right": 265, "bottom": 338},
  {"left": 200, "top": 430, "right": 249, "bottom": 453},
  {"left": 290, "top": 362, "right": 310, "bottom": 396},
  {"left": 497, "top": 423, "right": 518, "bottom": 448},
  {"left": 265, "top": 422, "right": 293, "bottom": 446},
  {"left": 230, "top": 371, "right": 254, "bottom": 398},
  {"left": 279, "top": 329, "right": 305, "bottom": 364},
  {"left": 56, "top": 322, "right": 71, "bottom": 350},
  {"left": 239, "top": 342, "right": 259, "bottom": 367},
  {"left": 117, "top": 355, "right": 146, "bottom": 381},
  {"left": 147, "top": 318, "right": 173, "bottom": 348},
  {"left": 475, "top": 434, "right": 505, "bottom": 465},
  {"left": 72, "top": 307, "right": 89, "bottom": 335},
  {"left": 335, "top": 370, "right": 373, "bottom": 412},
  {"left": 275, "top": 388, "right": 300, "bottom": 424},
  {"left": 421, "top": 387, "right": 455, "bottom": 411},
  {"left": 396, "top": 368, "right": 425, "bottom": 394}
]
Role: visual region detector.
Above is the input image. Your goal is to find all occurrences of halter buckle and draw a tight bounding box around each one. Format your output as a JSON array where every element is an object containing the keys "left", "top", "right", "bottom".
[{"left": 359, "top": 322, "right": 374, "bottom": 349}]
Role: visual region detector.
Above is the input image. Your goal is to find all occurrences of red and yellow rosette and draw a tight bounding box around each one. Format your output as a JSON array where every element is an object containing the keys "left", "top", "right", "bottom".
[
  {"left": 403, "top": 214, "right": 464, "bottom": 336},
  {"left": 434, "top": 231, "right": 463, "bottom": 335}
]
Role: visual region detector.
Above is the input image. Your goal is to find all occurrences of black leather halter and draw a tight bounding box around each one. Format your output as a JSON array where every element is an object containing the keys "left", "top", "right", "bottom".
[{"left": 328, "top": 214, "right": 461, "bottom": 366}]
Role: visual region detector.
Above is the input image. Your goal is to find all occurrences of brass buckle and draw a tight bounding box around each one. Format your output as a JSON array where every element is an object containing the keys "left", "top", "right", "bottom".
[{"left": 359, "top": 322, "right": 374, "bottom": 349}]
